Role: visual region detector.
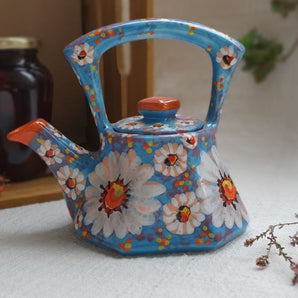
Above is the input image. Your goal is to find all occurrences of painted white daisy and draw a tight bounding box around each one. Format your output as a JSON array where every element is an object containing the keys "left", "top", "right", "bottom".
[
  {"left": 37, "top": 139, "right": 64, "bottom": 165},
  {"left": 117, "top": 121, "right": 144, "bottom": 130},
  {"left": 153, "top": 143, "right": 187, "bottom": 177},
  {"left": 175, "top": 119, "right": 196, "bottom": 127},
  {"left": 149, "top": 123, "right": 172, "bottom": 130},
  {"left": 74, "top": 210, "right": 83, "bottom": 230},
  {"left": 99, "top": 133, "right": 105, "bottom": 151},
  {"left": 216, "top": 45, "right": 237, "bottom": 69},
  {"left": 182, "top": 133, "right": 198, "bottom": 149},
  {"left": 84, "top": 149, "right": 165, "bottom": 238},
  {"left": 48, "top": 125, "right": 66, "bottom": 139},
  {"left": 69, "top": 142, "right": 89, "bottom": 155},
  {"left": 57, "top": 166, "right": 86, "bottom": 200},
  {"left": 163, "top": 192, "right": 205, "bottom": 235},
  {"left": 196, "top": 146, "right": 248, "bottom": 229},
  {"left": 72, "top": 43, "right": 94, "bottom": 66}
]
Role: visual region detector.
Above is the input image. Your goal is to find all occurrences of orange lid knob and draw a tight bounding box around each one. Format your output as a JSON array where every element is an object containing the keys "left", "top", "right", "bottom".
[
  {"left": 137, "top": 97, "right": 180, "bottom": 111},
  {"left": 137, "top": 97, "right": 180, "bottom": 123}
]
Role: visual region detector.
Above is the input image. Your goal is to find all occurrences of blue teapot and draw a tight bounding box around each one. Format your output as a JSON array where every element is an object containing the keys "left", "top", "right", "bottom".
[{"left": 8, "top": 19, "right": 248, "bottom": 255}]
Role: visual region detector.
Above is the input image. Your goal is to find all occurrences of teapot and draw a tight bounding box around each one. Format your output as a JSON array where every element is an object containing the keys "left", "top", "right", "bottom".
[{"left": 7, "top": 19, "right": 248, "bottom": 255}]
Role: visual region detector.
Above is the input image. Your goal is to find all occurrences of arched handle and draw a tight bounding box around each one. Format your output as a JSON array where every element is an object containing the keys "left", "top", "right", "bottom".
[{"left": 64, "top": 18, "right": 245, "bottom": 132}]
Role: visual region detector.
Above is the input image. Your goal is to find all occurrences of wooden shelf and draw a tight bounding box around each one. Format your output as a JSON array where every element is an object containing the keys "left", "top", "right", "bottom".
[{"left": 0, "top": 175, "right": 63, "bottom": 209}]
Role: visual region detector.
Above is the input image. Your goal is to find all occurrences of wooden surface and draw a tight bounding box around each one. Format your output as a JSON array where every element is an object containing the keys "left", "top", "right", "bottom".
[
  {"left": 82, "top": 0, "right": 154, "bottom": 122},
  {"left": 0, "top": 0, "right": 154, "bottom": 210},
  {"left": 127, "top": 0, "right": 154, "bottom": 117},
  {"left": 0, "top": 176, "right": 62, "bottom": 209}
]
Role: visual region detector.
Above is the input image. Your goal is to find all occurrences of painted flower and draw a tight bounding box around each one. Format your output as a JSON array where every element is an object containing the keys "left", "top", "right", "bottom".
[
  {"left": 37, "top": 139, "right": 64, "bottom": 165},
  {"left": 154, "top": 143, "right": 187, "bottom": 177},
  {"left": 182, "top": 133, "right": 198, "bottom": 149},
  {"left": 74, "top": 210, "right": 83, "bottom": 230},
  {"left": 49, "top": 125, "right": 65, "bottom": 139},
  {"left": 117, "top": 121, "right": 143, "bottom": 130},
  {"left": 84, "top": 149, "right": 165, "bottom": 238},
  {"left": 196, "top": 146, "right": 248, "bottom": 229},
  {"left": 149, "top": 123, "right": 172, "bottom": 130},
  {"left": 57, "top": 166, "right": 86, "bottom": 200},
  {"left": 163, "top": 192, "right": 205, "bottom": 235},
  {"left": 72, "top": 43, "right": 94, "bottom": 66},
  {"left": 99, "top": 133, "right": 105, "bottom": 151},
  {"left": 175, "top": 119, "right": 196, "bottom": 127},
  {"left": 216, "top": 45, "right": 237, "bottom": 69},
  {"left": 69, "top": 142, "right": 89, "bottom": 155}
]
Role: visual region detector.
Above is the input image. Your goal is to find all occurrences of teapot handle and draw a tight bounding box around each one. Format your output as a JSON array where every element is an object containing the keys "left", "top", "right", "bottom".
[{"left": 64, "top": 19, "right": 245, "bottom": 132}]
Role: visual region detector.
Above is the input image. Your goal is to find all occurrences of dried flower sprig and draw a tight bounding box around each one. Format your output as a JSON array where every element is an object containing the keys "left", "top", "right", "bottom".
[
  {"left": 291, "top": 263, "right": 298, "bottom": 284},
  {"left": 290, "top": 228, "right": 298, "bottom": 247},
  {"left": 244, "top": 214, "right": 298, "bottom": 285}
]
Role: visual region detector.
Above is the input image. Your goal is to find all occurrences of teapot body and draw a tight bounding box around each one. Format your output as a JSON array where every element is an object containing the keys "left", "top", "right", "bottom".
[{"left": 28, "top": 124, "right": 248, "bottom": 255}]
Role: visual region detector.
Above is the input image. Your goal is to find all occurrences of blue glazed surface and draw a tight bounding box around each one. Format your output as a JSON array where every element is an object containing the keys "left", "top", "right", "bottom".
[
  {"left": 113, "top": 114, "right": 204, "bottom": 135},
  {"left": 14, "top": 19, "right": 249, "bottom": 255}
]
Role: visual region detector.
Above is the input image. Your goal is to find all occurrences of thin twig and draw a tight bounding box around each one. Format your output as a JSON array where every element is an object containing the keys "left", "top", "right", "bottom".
[
  {"left": 244, "top": 216, "right": 298, "bottom": 285},
  {"left": 268, "top": 225, "right": 295, "bottom": 266}
]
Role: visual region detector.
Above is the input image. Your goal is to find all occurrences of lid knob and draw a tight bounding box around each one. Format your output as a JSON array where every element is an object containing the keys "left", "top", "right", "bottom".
[{"left": 137, "top": 97, "right": 180, "bottom": 123}]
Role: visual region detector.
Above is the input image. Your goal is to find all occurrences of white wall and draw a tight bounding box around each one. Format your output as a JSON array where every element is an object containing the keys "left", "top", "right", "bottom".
[{"left": 154, "top": 0, "right": 298, "bottom": 207}]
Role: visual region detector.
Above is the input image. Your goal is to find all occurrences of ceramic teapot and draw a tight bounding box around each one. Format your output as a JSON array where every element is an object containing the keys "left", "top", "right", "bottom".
[{"left": 8, "top": 19, "right": 248, "bottom": 255}]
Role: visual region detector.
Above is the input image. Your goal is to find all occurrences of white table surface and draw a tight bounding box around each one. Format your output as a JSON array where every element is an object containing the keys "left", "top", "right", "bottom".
[
  {"left": 0, "top": 191, "right": 297, "bottom": 298},
  {"left": 1, "top": 91, "right": 298, "bottom": 297}
]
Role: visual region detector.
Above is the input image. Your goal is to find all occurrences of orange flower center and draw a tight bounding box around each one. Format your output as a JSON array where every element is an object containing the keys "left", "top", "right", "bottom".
[
  {"left": 186, "top": 136, "right": 195, "bottom": 145},
  {"left": 66, "top": 178, "right": 77, "bottom": 189},
  {"left": 217, "top": 174, "right": 238, "bottom": 208},
  {"left": 223, "top": 55, "right": 234, "bottom": 66},
  {"left": 152, "top": 123, "right": 163, "bottom": 128},
  {"left": 99, "top": 177, "right": 129, "bottom": 217},
  {"left": 78, "top": 50, "right": 87, "bottom": 60},
  {"left": 165, "top": 154, "right": 178, "bottom": 166},
  {"left": 127, "top": 122, "right": 137, "bottom": 126},
  {"left": 45, "top": 149, "right": 55, "bottom": 158},
  {"left": 176, "top": 205, "right": 191, "bottom": 223}
]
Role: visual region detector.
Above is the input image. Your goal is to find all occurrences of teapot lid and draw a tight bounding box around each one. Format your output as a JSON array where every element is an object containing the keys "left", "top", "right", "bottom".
[{"left": 113, "top": 97, "right": 203, "bottom": 135}]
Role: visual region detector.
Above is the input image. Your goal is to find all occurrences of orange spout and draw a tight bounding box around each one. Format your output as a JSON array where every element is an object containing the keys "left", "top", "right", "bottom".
[{"left": 7, "top": 118, "right": 49, "bottom": 146}]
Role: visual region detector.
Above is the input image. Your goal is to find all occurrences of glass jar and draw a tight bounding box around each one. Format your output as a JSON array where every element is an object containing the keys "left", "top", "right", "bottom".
[{"left": 0, "top": 37, "right": 53, "bottom": 181}]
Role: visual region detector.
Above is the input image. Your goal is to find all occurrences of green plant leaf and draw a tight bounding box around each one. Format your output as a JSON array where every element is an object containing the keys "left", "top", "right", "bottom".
[
  {"left": 239, "top": 30, "right": 283, "bottom": 82},
  {"left": 271, "top": 0, "right": 298, "bottom": 18}
]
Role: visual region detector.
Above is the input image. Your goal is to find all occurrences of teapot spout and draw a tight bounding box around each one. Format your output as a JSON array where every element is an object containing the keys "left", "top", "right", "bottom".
[
  {"left": 7, "top": 119, "right": 91, "bottom": 219},
  {"left": 7, "top": 118, "right": 49, "bottom": 146},
  {"left": 7, "top": 119, "right": 73, "bottom": 157},
  {"left": 7, "top": 118, "right": 91, "bottom": 173}
]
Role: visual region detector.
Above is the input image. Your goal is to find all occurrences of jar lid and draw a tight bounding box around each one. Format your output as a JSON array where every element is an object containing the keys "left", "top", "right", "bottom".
[
  {"left": 0, "top": 37, "right": 39, "bottom": 50},
  {"left": 113, "top": 97, "right": 204, "bottom": 135}
]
